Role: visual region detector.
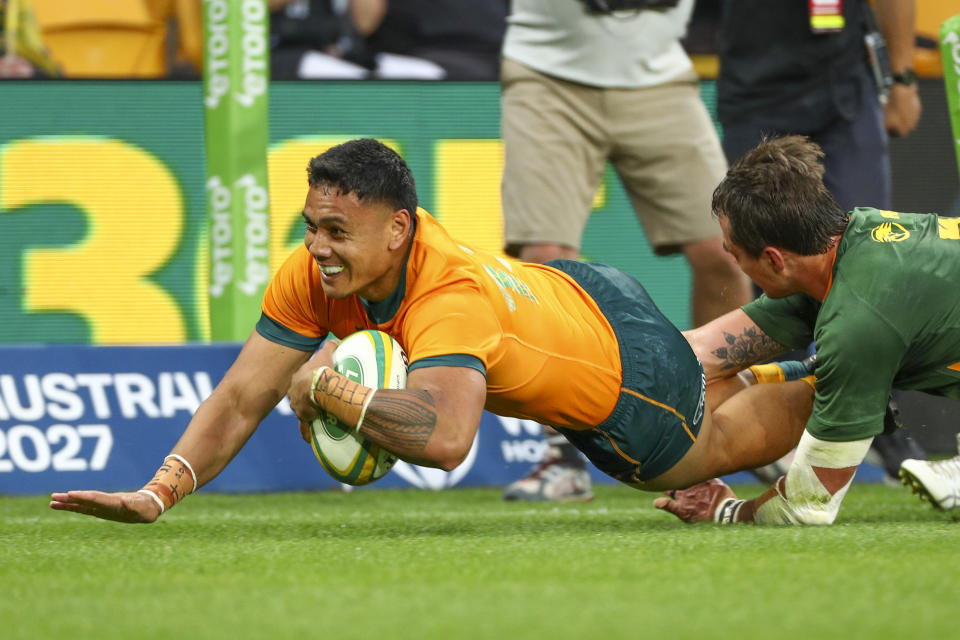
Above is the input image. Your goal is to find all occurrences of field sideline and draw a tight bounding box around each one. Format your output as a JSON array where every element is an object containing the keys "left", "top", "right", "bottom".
[{"left": 2, "top": 483, "right": 957, "bottom": 640}]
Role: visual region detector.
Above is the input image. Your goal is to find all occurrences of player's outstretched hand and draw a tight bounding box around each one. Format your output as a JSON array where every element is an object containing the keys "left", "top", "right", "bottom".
[
  {"left": 653, "top": 478, "right": 736, "bottom": 523},
  {"left": 49, "top": 490, "right": 162, "bottom": 524}
]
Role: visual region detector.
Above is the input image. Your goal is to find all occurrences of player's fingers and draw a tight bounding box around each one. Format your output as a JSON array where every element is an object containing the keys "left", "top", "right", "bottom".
[
  {"left": 49, "top": 500, "right": 83, "bottom": 512},
  {"left": 652, "top": 496, "right": 674, "bottom": 510},
  {"left": 653, "top": 496, "right": 688, "bottom": 520},
  {"left": 63, "top": 490, "right": 115, "bottom": 505},
  {"left": 49, "top": 500, "right": 103, "bottom": 517},
  {"left": 299, "top": 420, "right": 311, "bottom": 443},
  {"left": 49, "top": 490, "right": 99, "bottom": 507}
]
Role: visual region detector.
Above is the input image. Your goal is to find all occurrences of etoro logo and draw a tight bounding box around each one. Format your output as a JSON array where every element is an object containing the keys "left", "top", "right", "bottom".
[{"left": 392, "top": 432, "right": 479, "bottom": 489}]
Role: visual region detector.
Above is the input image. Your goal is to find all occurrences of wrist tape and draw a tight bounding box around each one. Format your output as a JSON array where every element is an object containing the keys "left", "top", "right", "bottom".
[
  {"left": 311, "top": 366, "right": 376, "bottom": 432},
  {"left": 139, "top": 454, "right": 198, "bottom": 514},
  {"left": 714, "top": 498, "right": 747, "bottom": 524},
  {"left": 749, "top": 360, "right": 811, "bottom": 384},
  {"left": 753, "top": 431, "right": 872, "bottom": 525}
]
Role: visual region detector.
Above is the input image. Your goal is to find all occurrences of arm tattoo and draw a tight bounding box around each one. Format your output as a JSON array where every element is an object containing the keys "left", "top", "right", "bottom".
[
  {"left": 712, "top": 327, "right": 785, "bottom": 372},
  {"left": 361, "top": 389, "right": 437, "bottom": 453}
]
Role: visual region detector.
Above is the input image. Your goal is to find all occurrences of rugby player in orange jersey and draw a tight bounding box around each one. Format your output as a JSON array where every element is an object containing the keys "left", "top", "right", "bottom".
[{"left": 50, "top": 138, "right": 812, "bottom": 523}]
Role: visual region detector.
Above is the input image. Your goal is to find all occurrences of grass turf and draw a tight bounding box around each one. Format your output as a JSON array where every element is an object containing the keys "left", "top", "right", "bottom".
[{"left": 2, "top": 483, "right": 957, "bottom": 640}]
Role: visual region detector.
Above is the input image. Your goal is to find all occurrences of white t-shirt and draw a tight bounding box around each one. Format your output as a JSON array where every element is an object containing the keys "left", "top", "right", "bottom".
[{"left": 502, "top": 0, "right": 695, "bottom": 88}]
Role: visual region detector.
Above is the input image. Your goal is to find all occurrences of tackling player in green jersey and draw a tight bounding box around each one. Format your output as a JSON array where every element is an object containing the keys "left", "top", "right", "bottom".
[{"left": 659, "top": 135, "right": 960, "bottom": 524}]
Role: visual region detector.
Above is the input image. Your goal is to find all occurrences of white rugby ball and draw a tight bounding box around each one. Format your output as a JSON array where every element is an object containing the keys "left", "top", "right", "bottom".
[{"left": 310, "top": 330, "right": 407, "bottom": 485}]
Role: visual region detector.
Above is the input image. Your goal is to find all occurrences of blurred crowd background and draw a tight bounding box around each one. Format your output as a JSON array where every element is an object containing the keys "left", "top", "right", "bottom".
[
  {"left": 0, "top": 0, "right": 954, "bottom": 81},
  {"left": 2, "top": 1, "right": 959, "bottom": 460}
]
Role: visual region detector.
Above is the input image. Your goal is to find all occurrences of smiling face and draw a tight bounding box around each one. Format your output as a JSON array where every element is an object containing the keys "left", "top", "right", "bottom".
[{"left": 302, "top": 185, "right": 412, "bottom": 301}]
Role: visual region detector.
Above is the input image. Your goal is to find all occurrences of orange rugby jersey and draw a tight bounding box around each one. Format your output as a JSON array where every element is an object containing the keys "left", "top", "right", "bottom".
[{"left": 261, "top": 209, "right": 622, "bottom": 430}]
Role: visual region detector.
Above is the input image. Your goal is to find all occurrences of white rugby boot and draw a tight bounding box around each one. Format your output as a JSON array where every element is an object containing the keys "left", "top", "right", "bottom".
[{"left": 899, "top": 434, "right": 960, "bottom": 511}]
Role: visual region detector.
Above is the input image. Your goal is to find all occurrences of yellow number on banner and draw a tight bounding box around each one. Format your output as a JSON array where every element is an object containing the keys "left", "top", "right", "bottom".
[
  {"left": 435, "top": 139, "right": 505, "bottom": 256},
  {"left": 1, "top": 138, "right": 185, "bottom": 342},
  {"left": 434, "top": 140, "right": 606, "bottom": 257}
]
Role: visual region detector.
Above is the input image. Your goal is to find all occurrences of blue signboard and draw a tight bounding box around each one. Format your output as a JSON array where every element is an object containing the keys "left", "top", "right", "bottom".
[
  {"left": 0, "top": 344, "right": 599, "bottom": 494},
  {"left": 0, "top": 345, "right": 883, "bottom": 495}
]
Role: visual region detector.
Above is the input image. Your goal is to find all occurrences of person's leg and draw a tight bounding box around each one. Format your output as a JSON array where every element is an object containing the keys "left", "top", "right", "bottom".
[
  {"left": 499, "top": 59, "right": 608, "bottom": 500},
  {"left": 608, "top": 79, "right": 750, "bottom": 328},
  {"left": 813, "top": 73, "right": 890, "bottom": 212},
  {"left": 682, "top": 235, "right": 753, "bottom": 327},
  {"left": 515, "top": 244, "right": 578, "bottom": 263},
  {"left": 500, "top": 58, "right": 607, "bottom": 260},
  {"left": 644, "top": 378, "right": 815, "bottom": 491},
  {"left": 720, "top": 118, "right": 776, "bottom": 167}
]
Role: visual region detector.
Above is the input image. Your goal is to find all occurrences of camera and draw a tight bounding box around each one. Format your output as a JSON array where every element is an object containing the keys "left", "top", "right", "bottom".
[{"left": 579, "top": 0, "right": 680, "bottom": 14}]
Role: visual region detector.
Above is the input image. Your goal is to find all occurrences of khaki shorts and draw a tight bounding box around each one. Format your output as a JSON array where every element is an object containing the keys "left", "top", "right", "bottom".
[{"left": 501, "top": 57, "right": 727, "bottom": 255}]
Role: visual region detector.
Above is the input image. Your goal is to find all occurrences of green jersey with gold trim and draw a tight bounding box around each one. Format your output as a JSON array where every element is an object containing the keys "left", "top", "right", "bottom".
[{"left": 744, "top": 207, "right": 960, "bottom": 441}]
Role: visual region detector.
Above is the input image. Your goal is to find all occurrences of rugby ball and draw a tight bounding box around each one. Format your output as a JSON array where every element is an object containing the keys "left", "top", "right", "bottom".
[{"left": 310, "top": 330, "right": 407, "bottom": 485}]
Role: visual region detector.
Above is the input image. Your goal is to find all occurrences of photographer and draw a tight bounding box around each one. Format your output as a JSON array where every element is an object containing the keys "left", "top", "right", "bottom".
[{"left": 499, "top": 0, "right": 750, "bottom": 502}]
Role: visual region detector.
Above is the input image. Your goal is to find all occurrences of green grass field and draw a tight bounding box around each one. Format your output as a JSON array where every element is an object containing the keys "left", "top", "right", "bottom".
[{"left": 2, "top": 483, "right": 957, "bottom": 640}]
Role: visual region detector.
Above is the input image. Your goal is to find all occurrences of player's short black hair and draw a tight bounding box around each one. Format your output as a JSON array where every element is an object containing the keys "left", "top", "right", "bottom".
[
  {"left": 307, "top": 138, "right": 418, "bottom": 215},
  {"left": 712, "top": 135, "right": 849, "bottom": 258}
]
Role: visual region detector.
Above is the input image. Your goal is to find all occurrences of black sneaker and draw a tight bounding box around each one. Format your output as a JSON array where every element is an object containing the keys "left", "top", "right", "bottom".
[{"left": 866, "top": 398, "right": 927, "bottom": 480}]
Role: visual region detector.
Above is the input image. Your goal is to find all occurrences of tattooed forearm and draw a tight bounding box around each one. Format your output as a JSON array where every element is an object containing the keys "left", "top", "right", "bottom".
[
  {"left": 712, "top": 327, "right": 786, "bottom": 371},
  {"left": 360, "top": 389, "right": 437, "bottom": 453}
]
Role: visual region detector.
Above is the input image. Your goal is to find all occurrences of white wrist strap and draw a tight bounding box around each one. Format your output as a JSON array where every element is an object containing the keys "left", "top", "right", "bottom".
[
  {"left": 714, "top": 498, "right": 746, "bottom": 524},
  {"left": 355, "top": 388, "right": 376, "bottom": 432},
  {"left": 165, "top": 454, "right": 198, "bottom": 493}
]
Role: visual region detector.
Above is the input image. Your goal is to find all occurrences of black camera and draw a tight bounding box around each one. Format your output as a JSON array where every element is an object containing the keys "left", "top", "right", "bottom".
[{"left": 579, "top": 0, "right": 680, "bottom": 14}]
